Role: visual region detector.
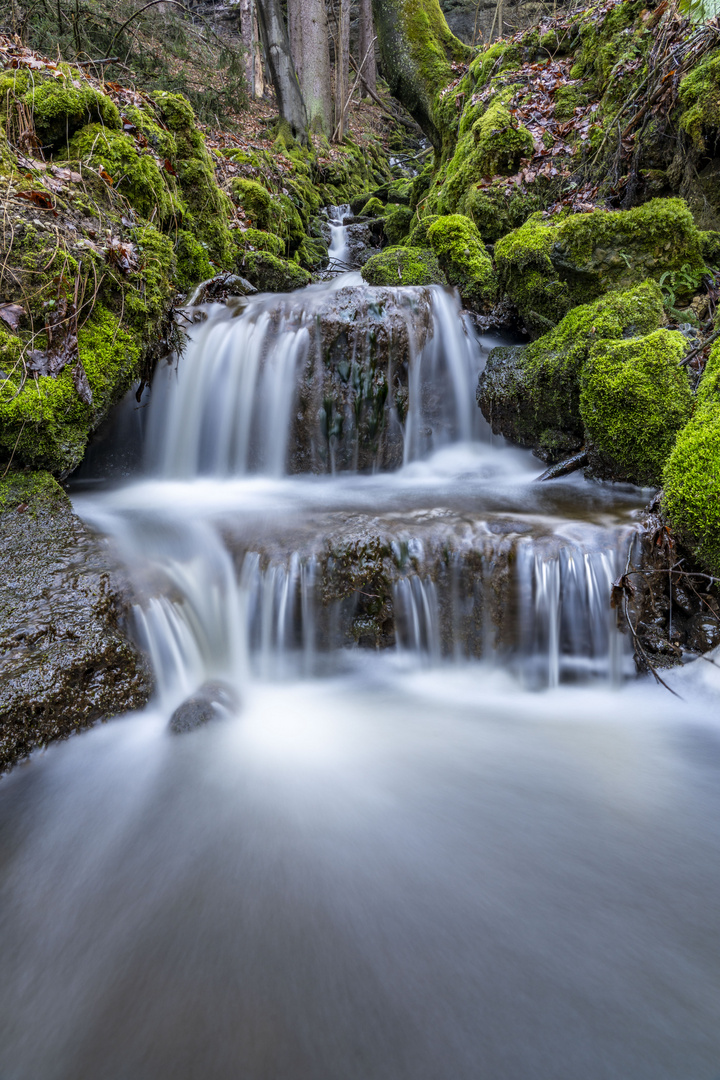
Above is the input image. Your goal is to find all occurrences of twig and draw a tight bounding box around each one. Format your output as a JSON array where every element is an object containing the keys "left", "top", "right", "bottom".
[
  {"left": 75, "top": 56, "right": 119, "bottom": 66},
  {"left": 679, "top": 326, "right": 720, "bottom": 367}
]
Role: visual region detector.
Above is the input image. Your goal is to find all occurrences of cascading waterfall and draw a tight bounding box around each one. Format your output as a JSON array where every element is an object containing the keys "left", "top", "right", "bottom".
[{"left": 5, "top": 209, "right": 720, "bottom": 1080}]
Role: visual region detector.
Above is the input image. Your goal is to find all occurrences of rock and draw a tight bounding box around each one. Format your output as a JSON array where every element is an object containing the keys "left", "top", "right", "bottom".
[
  {"left": 0, "top": 472, "right": 152, "bottom": 772},
  {"left": 663, "top": 398, "right": 720, "bottom": 575},
  {"left": 494, "top": 198, "right": 706, "bottom": 337},
  {"left": 426, "top": 214, "right": 498, "bottom": 311},
  {"left": 168, "top": 681, "right": 238, "bottom": 734},
  {"left": 188, "top": 273, "right": 257, "bottom": 305},
  {"left": 477, "top": 281, "right": 665, "bottom": 461},
  {"left": 580, "top": 329, "right": 692, "bottom": 487},
  {"left": 237, "top": 251, "right": 312, "bottom": 293},
  {"left": 361, "top": 247, "right": 447, "bottom": 287}
]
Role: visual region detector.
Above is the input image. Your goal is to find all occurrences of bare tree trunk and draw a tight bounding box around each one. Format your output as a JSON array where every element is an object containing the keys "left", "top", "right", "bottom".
[
  {"left": 256, "top": 0, "right": 308, "bottom": 142},
  {"left": 295, "top": 0, "right": 333, "bottom": 137},
  {"left": 358, "top": 0, "right": 376, "bottom": 97},
  {"left": 240, "top": 0, "right": 256, "bottom": 96},
  {"left": 333, "top": 0, "right": 350, "bottom": 140},
  {"left": 288, "top": 0, "right": 303, "bottom": 82}
]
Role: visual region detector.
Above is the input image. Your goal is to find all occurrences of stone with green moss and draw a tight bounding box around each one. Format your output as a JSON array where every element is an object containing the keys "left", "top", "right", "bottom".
[
  {"left": 426, "top": 214, "right": 497, "bottom": 310},
  {"left": 384, "top": 205, "right": 414, "bottom": 246},
  {"left": 495, "top": 198, "right": 706, "bottom": 336},
  {"left": 237, "top": 228, "right": 285, "bottom": 258},
  {"left": 460, "top": 181, "right": 543, "bottom": 244},
  {"left": 663, "top": 400, "right": 720, "bottom": 574},
  {"left": 553, "top": 84, "right": 589, "bottom": 120},
  {"left": 0, "top": 71, "right": 120, "bottom": 150},
  {"left": 360, "top": 196, "right": 386, "bottom": 218},
  {"left": 477, "top": 281, "right": 665, "bottom": 460},
  {"left": 238, "top": 251, "right": 311, "bottom": 293},
  {"left": 175, "top": 229, "right": 213, "bottom": 290},
  {"left": 679, "top": 51, "right": 720, "bottom": 152},
  {"left": 579, "top": 329, "right": 692, "bottom": 486},
  {"left": 408, "top": 215, "right": 439, "bottom": 247},
  {"left": 361, "top": 247, "right": 448, "bottom": 287}
]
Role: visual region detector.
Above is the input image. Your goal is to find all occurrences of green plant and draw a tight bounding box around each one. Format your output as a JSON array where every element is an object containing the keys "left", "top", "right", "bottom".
[{"left": 658, "top": 262, "right": 707, "bottom": 309}]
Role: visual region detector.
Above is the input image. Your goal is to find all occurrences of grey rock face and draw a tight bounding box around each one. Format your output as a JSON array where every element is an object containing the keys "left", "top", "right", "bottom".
[{"left": 0, "top": 476, "right": 152, "bottom": 772}]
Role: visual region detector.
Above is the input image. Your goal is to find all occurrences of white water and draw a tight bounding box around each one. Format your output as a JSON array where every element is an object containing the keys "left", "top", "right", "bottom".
[{"left": 2, "top": 219, "right": 720, "bottom": 1079}]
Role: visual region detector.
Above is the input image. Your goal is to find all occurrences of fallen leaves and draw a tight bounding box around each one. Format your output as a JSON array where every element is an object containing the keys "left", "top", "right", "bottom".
[
  {"left": 0, "top": 304, "right": 25, "bottom": 331},
  {"left": 106, "top": 236, "right": 139, "bottom": 274},
  {"left": 15, "top": 189, "right": 55, "bottom": 211}
]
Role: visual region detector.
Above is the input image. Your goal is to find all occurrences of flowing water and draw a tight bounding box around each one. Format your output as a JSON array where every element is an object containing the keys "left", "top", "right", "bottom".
[{"left": 2, "top": 217, "right": 720, "bottom": 1079}]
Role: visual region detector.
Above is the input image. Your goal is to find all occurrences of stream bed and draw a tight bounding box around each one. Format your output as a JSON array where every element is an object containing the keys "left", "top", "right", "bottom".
[{"left": 1, "top": 235, "right": 720, "bottom": 1078}]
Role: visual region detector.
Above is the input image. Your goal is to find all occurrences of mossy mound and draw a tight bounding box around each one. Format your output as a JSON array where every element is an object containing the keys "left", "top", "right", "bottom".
[
  {"left": 408, "top": 215, "right": 439, "bottom": 247},
  {"left": 384, "top": 205, "right": 414, "bottom": 245},
  {"left": 663, "top": 401, "right": 720, "bottom": 574},
  {"left": 679, "top": 51, "right": 720, "bottom": 152},
  {"left": 429, "top": 94, "right": 534, "bottom": 216},
  {"left": 238, "top": 251, "right": 311, "bottom": 293},
  {"left": 495, "top": 199, "right": 706, "bottom": 336},
  {"left": 426, "top": 214, "right": 497, "bottom": 311},
  {"left": 360, "top": 196, "right": 386, "bottom": 218},
  {"left": 0, "top": 69, "right": 121, "bottom": 150},
  {"left": 580, "top": 329, "right": 692, "bottom": 486},
  {"left": 361, "top": 247, "right": 447, "bottom": 287},
  {"left": 477, "top": 281, "right": 665, "bottom": 460},
  {"left": 237, "top": 228, "right": 285, "bottom": 258}
]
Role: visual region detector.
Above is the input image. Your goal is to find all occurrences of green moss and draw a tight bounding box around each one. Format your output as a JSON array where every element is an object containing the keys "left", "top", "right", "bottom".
[
  {"left": 580, "top": 329, "right": 692, "bottom": 486},
  {"left": 469, "top": 41, "right": 523, "bottom": 90},
  {"left": 663, "top": 400, "right": 720, "bottom": 573},
  {"left": 361, "top": 246, "right": 448, "bottom": 287},
  {"left": 64, "top": 123, "right": 181, "bottom": 224},
  {"left": 296, "top": 235, "right": 328, "bottom": 270},
  {"left": 408, "top": 214, "right": 439, "bottom": 247},
  {"left": 231, "top": 178, "right": 282, "bottom": 231},
  {"left": 461, "top": 182, "right": 543, "bottom": 244},
  {"left": 553, "top": 84, "right": 589, "bottom": 120},
  {"left": 427, "top": 214, "right": 497, "bottom": 310},
  {"left": 0, "top": 469, "right": 68, "bottom": 513},
  {"left": 700, "top": 230, "right": 720, "bottom": 267},
  {"left": 1, "top": 73, "right": 121, "bottom": 150},
  {"left": 496, "top": 199, "right": 706, "bottom": 335},
  {"left": 0, "top": 306, "right": 143, "bottom": 476},
  {"left": 679, "top": 50, "right": 720, "bottom": 152},
  {"left": 360, "top": 196, "right": 386, "bottom": 217},
  {"left": 478, "top": 281, "right": 666, "bottom": 454},
  {"left": 236, "top": 228, "right": 284, "bottom": 258},
  {"left": 175, "top": 228, "right": 213, "bottom": 290},
  {"left": 385, "top": 205, "right": 414, "bottom": 245},
  {"left": 123, "top": 225, "right": 176, "bottom": 332},
  {"left": 237, "top": 251, "right": 311, "bottom": 293},
  {"left": 431, "top": 93, "right": 534, "bottom": 215}
]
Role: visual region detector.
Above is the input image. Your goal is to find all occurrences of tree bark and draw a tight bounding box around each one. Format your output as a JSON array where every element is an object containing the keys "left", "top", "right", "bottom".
[
  {"left": 288, "top": 0, "right": 303, "bottom": 82},
  {"left": 358, "top": 0, "right": 377, "bottom": 97},
  {"left": 256, "top": 0, "right": 308, "bottom": 142},
  {"left": 334, "top": 0, "right": 350, "bottom": 140},
  {"left": 294, "top": 0, "right": 333, "bottom": 137},
  {"left": 370, "top": 0, "right": 472, "bottom": 152}
]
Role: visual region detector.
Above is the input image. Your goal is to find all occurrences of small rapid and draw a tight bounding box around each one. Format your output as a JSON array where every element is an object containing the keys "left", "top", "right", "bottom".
[{"left": 2, "top": 211, "right": 720, "bottom": 1080}]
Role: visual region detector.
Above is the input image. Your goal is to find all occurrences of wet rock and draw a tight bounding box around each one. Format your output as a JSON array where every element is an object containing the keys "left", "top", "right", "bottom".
[
  {"left": 0, "top": 472, "right": 152, "bottom": 772},
  {"left": 168, "top": 681, "right": 238, "bottom": 734},
  {"left": 188, "top": 273, "right": 257, "bottom": 305}
]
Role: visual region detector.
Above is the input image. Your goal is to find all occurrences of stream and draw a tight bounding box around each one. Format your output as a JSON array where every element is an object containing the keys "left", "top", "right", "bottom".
[{"left": 1, "top": 211, "right": 720, "bottom": 1079}]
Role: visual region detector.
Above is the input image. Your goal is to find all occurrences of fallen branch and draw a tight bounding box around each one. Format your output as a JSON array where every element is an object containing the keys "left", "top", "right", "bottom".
[
  {"left": 536, "top": 449, "right": 587, "bottom": 481},
  {"left": 679, "top": 325, "right": 720, "bottom": 367}
]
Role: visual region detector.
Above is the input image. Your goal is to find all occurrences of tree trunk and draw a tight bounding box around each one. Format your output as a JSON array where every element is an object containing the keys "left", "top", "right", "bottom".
[
  {"left": 295, "top": 0, "right": 333, "bottom": 137},
  {"left": 334, "top": 0, "right": 350, "bottom": 140},
  {"left": 358, "top": 0, "right": 377, "bottom": 98},
  {"left": 370, "top": 0, "right": 472, "bottom": 152},
  {"left": 256, "top": 0, "right": 308, "bottom": 142},
  {"left": 240, "top": 0, "right": 263, "bottom": 98},
  {"left": 288, "top": 0, "right": 303, "bottom": 82}
]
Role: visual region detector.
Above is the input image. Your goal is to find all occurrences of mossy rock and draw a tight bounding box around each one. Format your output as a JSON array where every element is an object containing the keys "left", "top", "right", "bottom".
[
  {"left": 429, "top": 93, "right": 534, "bottom": 215},
  {"left": 580, "top": 329, "right": 692, "bottom": 486},
  {"left": 361, "top": 247, "right": 448, "bottom": 288},
  {"left": 360, "top": 196, "right": 386, "bottom": 218},
  {"left": 460, "top": 182, "right": 543, "bottom": 245},
  {"left": 477, "top": 280, "right": 665, "bottom": 460},
  {"left": 237, "top": 228, "right": 285, "bottom": 258},
  {"left": 0, "top": 71, "right": 121, "bottom": 150},
  {"left": 296, "top": 235, "right": 329, "bottom": 270},
  {"left": 0, "top": 306, "right": 145, "bottom": 476},
  {"left": 679, "top": 50, "right": 720, "bottom": 152},
  {"left": 238, "top": 251, "right": 311, "bottom": 293},
  {"left": 384, "top": 205, "right": 414, "bottom": 246},
  {"left": 64, "top": 124, "right": 181, "bottom": 224},
  {"left": 553, "top": 84, "right": 589, "bottom": 121},
  {"left": 495, "top": 198, "right": 706, "bottom": 336},
  {"left": 175, "top": 229, "right": 214, "bottom": 291},
  {"left": 426, "top": 214, "right": 497, "bottom": 311},
  {"left": 407, "top": 215, "right": 439, "bottom": 247},
  {"left": 663, "top": 400, "right": 720, "bottom": 574}
]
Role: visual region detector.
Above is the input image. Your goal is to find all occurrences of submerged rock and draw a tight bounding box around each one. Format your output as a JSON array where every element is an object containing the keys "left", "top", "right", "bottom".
[
  {"left": 168, "top": 681, "right": 238, "bottom": 734},
  {"left": 0, "top": 472, "right": 152, "bottom": 772}
]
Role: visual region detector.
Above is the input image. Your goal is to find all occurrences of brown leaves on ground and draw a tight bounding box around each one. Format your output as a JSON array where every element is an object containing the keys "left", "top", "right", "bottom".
[
  {"left": 106, "top": 236, "right": 139, "bottom": 274},
  {"left": 0, "top": 304, "right": 25, "bottom": 331},
  {"left": 27, "top": 294, "right": 91, "bottom": 404}
]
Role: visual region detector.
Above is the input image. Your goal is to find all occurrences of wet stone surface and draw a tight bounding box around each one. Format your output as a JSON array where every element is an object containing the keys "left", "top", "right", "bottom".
[{"left": 0, "top": 477, "right": 152, "bottom": 772}]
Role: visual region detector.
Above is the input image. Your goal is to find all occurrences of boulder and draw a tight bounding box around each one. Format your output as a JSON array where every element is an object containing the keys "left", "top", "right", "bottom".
[
  {"left": 426, "top": 214, "right": 498, "bottom": 311},
  {"left": 0, "top": 472, "right": 152, "bottom": 772},
  {"left": 168, "top": 681, "right": 238, "bottom": 734},
  {"left": 361, "top": 247, "right": 448, "bottom": 287},
  {"left": 477, "top": 281, "right": 665, "bottom": 461}
]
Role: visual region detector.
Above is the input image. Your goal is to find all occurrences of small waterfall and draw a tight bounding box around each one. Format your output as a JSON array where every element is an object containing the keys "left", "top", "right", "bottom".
[
  {"left": 394, "top": 576, "right": 441, "bottom": 661},
  {"left": 326, "top": 204, "right": 351, "bottom": 273}
]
